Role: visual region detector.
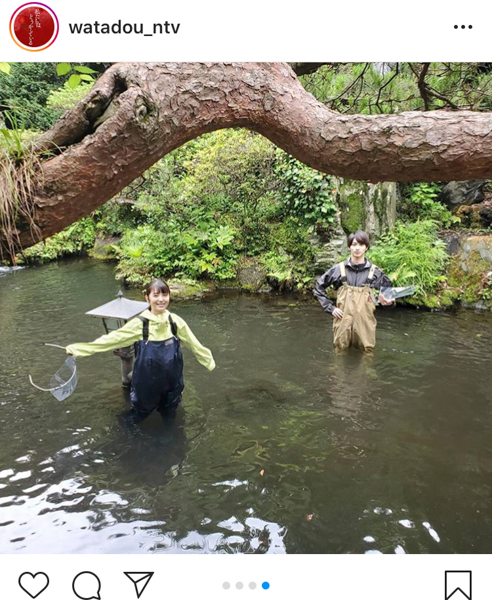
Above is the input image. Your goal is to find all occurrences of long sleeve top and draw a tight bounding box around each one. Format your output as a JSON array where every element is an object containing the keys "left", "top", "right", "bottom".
[
  {"left": 66, "top": 309, "right": 215, "bottom": 371},
  {"left": 313, "top": 258, "right": 392, "bottom": 315}
]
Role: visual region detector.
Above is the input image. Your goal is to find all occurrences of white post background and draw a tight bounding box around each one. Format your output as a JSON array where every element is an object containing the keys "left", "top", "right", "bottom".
[{"left": 1, "top": 0, "right": 491, "bottom": 595}]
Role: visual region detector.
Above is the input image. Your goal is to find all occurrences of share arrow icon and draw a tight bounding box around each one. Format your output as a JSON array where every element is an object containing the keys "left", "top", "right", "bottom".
[{"left": 124, "top": 572, "right": 154, "bottom": 599}]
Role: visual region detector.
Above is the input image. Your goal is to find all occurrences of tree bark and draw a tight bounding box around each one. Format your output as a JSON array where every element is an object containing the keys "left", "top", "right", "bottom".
[{"left": 3, "top": 61, "right": 492, "bottom": 256}]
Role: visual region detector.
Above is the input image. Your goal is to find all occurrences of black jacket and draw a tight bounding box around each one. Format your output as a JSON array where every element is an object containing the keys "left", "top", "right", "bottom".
[{"left": 313, "top": 258, "right": 392, "bottom": 315}]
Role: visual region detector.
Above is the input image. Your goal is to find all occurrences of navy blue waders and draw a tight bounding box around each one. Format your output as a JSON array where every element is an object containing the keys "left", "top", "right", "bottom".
[{"left": 130, "top": 315, "right": 184, "bottom": 416}]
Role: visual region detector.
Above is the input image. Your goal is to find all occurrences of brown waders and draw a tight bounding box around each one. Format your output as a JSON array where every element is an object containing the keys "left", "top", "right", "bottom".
[{"left": 333, "top": 262, "right": 377, "bottom": 351}]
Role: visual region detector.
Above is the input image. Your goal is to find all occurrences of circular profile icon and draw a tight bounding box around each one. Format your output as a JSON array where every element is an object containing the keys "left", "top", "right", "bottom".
[{"left": 10, "top": 3, "right": 59, "bottom": 52}]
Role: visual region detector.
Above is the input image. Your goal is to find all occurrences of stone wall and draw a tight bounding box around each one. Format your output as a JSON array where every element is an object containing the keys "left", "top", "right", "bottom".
[{"left": 311, "top": 178, "right": 398, "bottom": 273}]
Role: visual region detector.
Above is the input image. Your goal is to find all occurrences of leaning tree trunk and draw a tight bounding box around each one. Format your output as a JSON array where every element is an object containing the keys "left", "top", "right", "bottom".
[{"left": 3, "top": 61, "right": 492, "bottom": 258}]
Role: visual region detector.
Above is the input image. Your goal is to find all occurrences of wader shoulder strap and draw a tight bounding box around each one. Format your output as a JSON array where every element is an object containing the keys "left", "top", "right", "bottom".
[
  {"left": 367, "top": 263, "right": 377, "bottom": 282},
  {"left": 168, "top": 314, "right": 178, "bottom": 338},
  {"left": 339, "top": 262, "right": 347, "bottom": 283},
  {"left": 138, "top": 316, "right": 149, "bottom": 341}
]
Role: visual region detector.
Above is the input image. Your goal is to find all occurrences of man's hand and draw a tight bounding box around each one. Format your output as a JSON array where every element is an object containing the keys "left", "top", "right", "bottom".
[
  {"left": 378, "top": 293, "right": 395, "bottom": 306},
  {"left": 332, "top": 307, "right": 344, "bottom": 319}
]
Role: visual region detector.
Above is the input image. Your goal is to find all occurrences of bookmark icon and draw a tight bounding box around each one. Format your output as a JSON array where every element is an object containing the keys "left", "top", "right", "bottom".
[
  {"left": 445, "top": 571, "right": 472, "bottom": 600},
  {"left": 124, "top": 573, "right": 154, "bottom": 599}
]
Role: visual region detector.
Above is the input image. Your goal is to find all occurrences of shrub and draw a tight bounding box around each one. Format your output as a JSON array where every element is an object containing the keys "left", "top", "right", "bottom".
[
  {"left": 368, "top": 220, "right": 449, "bottom": 302},
  {"left": 399, "top": 182, "right": 459, "bottom": 227},
  {"left": 19, "top": 217, "right": 96, "bottom": 263},
  {"left": 0, "top": 63, "right": 62, "bottom": 130},
  {"left": 115, "top": 222, "right": 238, "bottom": 285},
  {"left": 182, "top": 129, "right": 278, "bottom": 253},
  {"left": 274, "top": 151, "right": 337, "bottom": 230},
  {"left": 259, "top": 217, "right": 316, "bottom": 290}
]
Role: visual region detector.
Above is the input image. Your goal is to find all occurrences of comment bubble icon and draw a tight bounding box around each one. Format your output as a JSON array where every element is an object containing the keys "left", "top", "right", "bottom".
[{"left": 72, "top": 572, "right": 102, "bottom": 600}]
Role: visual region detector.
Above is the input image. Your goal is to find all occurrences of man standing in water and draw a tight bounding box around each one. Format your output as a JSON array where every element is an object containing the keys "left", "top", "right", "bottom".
[{"left": 313, "top": 231, "right": 395, "bottom": 351}]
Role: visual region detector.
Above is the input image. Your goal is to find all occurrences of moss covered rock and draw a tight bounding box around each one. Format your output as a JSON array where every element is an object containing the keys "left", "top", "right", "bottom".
[
  {"left": 89, "top": 236, "right": 120, "bottom": 261},
  {"left": 169, "top": 280, "right": 215, "bottom": 300},
  {"left": 335, "top": 178, "right": 397, "bottom": 237},
  {"left": 237, "top": 258, "right": 268, "bottom": 292},
  {"left": 446, "top": 236, "right": 492, "bottom": 309}
]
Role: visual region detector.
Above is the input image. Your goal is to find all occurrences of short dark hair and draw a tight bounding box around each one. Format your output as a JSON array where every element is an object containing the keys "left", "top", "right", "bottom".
[
  {"left": 145, "top": 278, "right": 170, "bottom": 297},
  {"left": 347, "top": 230, "right": 370, "bottom": 250}
]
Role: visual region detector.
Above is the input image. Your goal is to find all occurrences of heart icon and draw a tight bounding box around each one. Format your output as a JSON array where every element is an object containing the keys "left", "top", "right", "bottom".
[{"left": 18, "top": 572, "right": 50, "bottom": 599}]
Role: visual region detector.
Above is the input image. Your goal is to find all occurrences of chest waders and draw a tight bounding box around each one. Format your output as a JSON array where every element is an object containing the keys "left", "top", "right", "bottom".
[
  {"left": 333, "top": 262, "right": 377, "bottom": 351},
  {"left": 130, "top": 315, "right": 184, "bottom": 415}
]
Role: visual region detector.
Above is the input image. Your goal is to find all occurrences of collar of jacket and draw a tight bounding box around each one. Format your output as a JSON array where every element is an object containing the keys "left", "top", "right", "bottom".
[
  {"left": 139, "top": 309, "right": 171, "bottom": 322},
  {"left": 345, "top": 257, "right": 372, "bottom": 272}
]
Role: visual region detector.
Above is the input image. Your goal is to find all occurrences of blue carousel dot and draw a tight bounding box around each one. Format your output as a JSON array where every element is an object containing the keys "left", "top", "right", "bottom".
[{"left": 262, "top": 582, "right": 270, "bottom": 590}]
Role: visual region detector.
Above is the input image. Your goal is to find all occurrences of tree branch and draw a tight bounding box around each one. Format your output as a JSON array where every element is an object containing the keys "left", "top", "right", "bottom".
[{"left": 4, "top": 62, "right": 492, "bottom": 257}]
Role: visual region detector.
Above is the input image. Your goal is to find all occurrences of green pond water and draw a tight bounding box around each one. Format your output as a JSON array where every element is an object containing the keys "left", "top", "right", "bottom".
[{"left": 0, "top": 258, "right": 491, "bottom": 553}]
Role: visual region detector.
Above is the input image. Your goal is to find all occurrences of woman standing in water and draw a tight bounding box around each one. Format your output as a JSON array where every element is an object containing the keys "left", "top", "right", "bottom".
[
  {"left": 313, "top": 231, "right": 395, "bottom": 351},
  {"left": 67, "top": 279, "right": 215, "bottom": 418}
]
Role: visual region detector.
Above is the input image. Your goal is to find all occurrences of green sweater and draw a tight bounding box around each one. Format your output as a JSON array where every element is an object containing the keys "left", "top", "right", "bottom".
[{"left": 66, "top": 309, "right": 215, "bottom": 371}]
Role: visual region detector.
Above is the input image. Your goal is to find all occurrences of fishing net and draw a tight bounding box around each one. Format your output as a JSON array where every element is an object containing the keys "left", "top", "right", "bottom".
[
  {"left": 380, "top": 285, "right": 418, "bottom": 301},
  {"left": 29, "top": 345, "right": 78, "bottom": 401}
]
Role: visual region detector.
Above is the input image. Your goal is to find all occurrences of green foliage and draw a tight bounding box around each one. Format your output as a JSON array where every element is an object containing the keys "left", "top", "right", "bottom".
[
  {"left": 0, "top": 63, "right": 10, "bottom": 75},
  {"left": 0, "top": 63, "right": 62, "bottom": 130},
  {"left": 182, "top": 129, "right": 278, "bottom": 253},
  {"left": 128, "top": 158, "right": 185, "bottom": 228},
  {"left": 302, "top": 63, "right": 492, "bottom": 115},
  {"left": 116, "top": 221, "right": 238, "bottom": 285},
  {"left": 274, "top": 151, "right": 337, "bottom": 230},
  {"left": 0, "top": 63, "right": 101, "bottom": 131},
  {"left": 95, "top": 199, "right": 144, "bottom": 236},
  {"left": 0, "top": 111, "right": 36, "bottom": 160},
  {"left": 400, "top": 183, "right": 459, "bottom": 227},
  {"left": 260, "top": 249, "right": 312, "bottom": 290},
  {"left": 259, "top": 217, "right": 316, "bottom": 290},
  {"left": 107, "top": 130, "right": 325, "bottom": 288},
  {"left": 19, "top": 217, "right": 96, "bottom": 263},
  {"left": 46, "top": 81, "right": 94, "bottom": 118},
  {"left": 55, "top": 63, "right": 98, "bottom": 89},
  {"left": 479, "top": 276, "right": 492, "bottom": 303},
  {"left": 368, "top": 220, "right": 450, "bottom": 302}
]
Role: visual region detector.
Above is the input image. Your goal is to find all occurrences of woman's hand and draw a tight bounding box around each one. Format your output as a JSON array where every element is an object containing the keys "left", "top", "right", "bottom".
[{"left": 332, "top": 307, "right": 344, "bottom": 319}]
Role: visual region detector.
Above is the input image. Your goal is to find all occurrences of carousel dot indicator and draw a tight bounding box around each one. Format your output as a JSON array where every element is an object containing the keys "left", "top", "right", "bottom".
[
  {"left": 249, "top": 582, "right": 257, "bottom": 589},
  {"left": 236, "top": 582, "right": 244, "bottom": 589},
  {"left": 222, "top": 582, "right": 230, "bottom": 589},
  {"left": 262, "top": 582, "right": 270, "bottom": 590}
]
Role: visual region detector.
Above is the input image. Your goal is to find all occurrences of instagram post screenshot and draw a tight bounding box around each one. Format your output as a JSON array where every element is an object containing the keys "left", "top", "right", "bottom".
[{"left": 0, "top": 1, "right": 491, "bottom": 598}]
